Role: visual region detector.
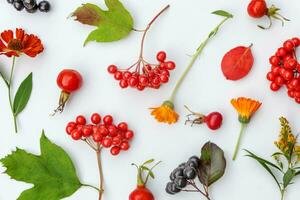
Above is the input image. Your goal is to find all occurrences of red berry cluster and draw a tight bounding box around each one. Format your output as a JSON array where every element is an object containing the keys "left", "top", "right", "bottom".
[
  {"left": 266, "top": 37, "right": 300, "bottom": 104},
  {"left": 107, "top": 51, "right": 176, "bottom": 91},
  {"left": 66, "top": 113, "right": 134, "bottom": 156}
]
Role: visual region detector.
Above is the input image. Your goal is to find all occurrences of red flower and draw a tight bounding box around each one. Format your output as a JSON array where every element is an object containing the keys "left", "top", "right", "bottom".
[{"left": 0, "top": 28, "right": 44, "bottom": 57}]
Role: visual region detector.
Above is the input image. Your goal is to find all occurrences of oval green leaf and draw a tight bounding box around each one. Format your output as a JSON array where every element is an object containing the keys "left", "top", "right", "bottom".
[
  {"left": 212, "top": 10, "right": 233, "bottom": 18},
  {"left": 13, "top": 73, "right": 33, "bottom": 116}
]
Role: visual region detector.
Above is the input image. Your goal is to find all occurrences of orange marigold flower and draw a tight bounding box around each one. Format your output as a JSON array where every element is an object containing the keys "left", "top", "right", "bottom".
[
  {"left": 231, "top": 97, "right": 262, "bottom": 124},
  {"left": 150, "top": 100, "right": 179, "bottom": 124},
  {"left": 0, "top": 28, "right": 44, "bottom": 57}
]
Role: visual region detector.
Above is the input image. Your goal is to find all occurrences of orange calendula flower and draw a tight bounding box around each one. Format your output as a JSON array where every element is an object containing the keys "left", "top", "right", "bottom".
[
  {"left": 231, "top": 97, "right": 262, "bottom": 124},
  {"left": 150, "top": 101, "right": 179, "bottom": 124},
  {"left": 231, "top": 97, "right": 262, "bottom": 160},
  {"left": 0, "top": 28, "right": 44, "bottom": 57}
]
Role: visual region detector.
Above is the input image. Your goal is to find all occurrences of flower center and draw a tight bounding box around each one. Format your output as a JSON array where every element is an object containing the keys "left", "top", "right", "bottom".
[{"left": 7, "top": 39, "right": 23, "bottom": 51}]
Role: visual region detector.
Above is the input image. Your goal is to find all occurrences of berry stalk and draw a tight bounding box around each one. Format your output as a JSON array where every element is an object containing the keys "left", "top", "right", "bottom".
[
  {"left": 138, "top": 5, "right": 170, "bottom": 59},
  {"left": 96, "top": 144, "right": 104, "bottom": 200},
  {"left": 169, "top": 14, "right": 232, "bottom": 102}
]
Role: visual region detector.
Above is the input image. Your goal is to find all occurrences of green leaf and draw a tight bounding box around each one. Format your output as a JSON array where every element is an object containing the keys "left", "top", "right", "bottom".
[
  {"left": 296, "top": 171, "right": 300, "bottom": 176},
  {"left": 198, "top": 142, "right": 226, "bottom": 187},
  {"left": 212, "top": 10, "right": 233, "bottom": 18},
  {"left": 245, "top": 150, "right": 282, "bottom": 172},
  {"left": 245, "top": 150, "right": 281, "bottom": 190},
  {"left": 143, "top": 159, "right": 154, "bottom": 165},
  {"left": 13, "top": 73, "right": 33, "bottom": 116},
  {"left": 141, "top": 166, "right": 155, "bottom": 179},
  {"left": 0, "top": 131, "right": 82, "bottom": 200},
  {"left": 72, "top": 0, "right": 133, "bottom": 45},
  {"left": 283, "top": 169, "right": 296, "bottom": 188}
]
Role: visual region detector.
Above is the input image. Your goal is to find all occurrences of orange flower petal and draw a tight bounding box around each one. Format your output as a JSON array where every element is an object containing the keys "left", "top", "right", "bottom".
[
  {"left": 1, "top": 30, "right": 13, "bottom": 44},
  {"left": 150, "top": 104, "right": 179, "bottom": 124},
  {"left": 16, "top": 28, "right": 24, "bottom": 41},
  {"left": 231, "top": 97, "right": 261, "bottom": 123}
]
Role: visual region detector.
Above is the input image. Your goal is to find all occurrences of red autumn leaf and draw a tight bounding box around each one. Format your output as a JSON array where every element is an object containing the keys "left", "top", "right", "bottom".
[{"left": 221, "top": 44, "right": 254, "bottom": 80}]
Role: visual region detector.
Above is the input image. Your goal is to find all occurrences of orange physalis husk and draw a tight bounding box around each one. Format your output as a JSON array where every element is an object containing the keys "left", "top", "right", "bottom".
[{"left": 150, "top": 100, "right": 179, "bottom": 124}]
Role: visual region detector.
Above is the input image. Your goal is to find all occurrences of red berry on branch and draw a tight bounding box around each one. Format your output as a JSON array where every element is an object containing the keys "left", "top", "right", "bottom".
[
  {"left": 91, "top": 113, "right": 101, "bottom": 124},
  {"left": 156, "top": 51, "right": 167, "bottom": 62},
  {"left": 76, "top": 115, "right": 86, "bottom": 125},
  {"left": 110, "top": 146, "right": 121, "bottom": 156},
  {"left": 71, "top": 130, "right": 82, "bottom": 140},
  {"left": 270, "top": 82, "right": 281, "bottom": 91},
  {"left": 283, "top": 40, "right": 295, "bottom": 52},
  {"left": 103, "top": 115, "right": 113, "bottom": 125},
  {"left": 108, "top": 65, "right": 117, "bottom": 74}
]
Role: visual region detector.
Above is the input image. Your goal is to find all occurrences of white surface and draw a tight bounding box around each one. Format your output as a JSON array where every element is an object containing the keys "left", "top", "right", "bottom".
[{"left": 1, "top": 0, "right": 300, "bottom": 200}]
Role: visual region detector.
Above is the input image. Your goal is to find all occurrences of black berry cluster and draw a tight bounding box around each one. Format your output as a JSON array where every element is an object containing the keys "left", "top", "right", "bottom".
[
  {"left": 166, "top": 156, "right": 199, "bottom": 194},
  {"left": 7, "top": 0, "right": 50, "bottom": 13}
]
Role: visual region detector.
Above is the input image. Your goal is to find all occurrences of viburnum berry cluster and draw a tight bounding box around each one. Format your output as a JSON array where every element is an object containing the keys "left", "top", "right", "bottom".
[
  {"left": 107, "top": 5, "right": 176, "bottom": 91},
  {"left": 66, "top": 113, "right": 134, "bottom": 156},
  {"left": 266, "top": 37, "right": 300, "bottom": 104},
  {"left": 65, "top": 113, "right": 135, "bottom": 200}
]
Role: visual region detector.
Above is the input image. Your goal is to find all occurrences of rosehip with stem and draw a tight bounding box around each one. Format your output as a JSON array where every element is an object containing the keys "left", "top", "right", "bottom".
[
  {"left": 247, "top": 0, "right": 290, "bottom": 29},
  {"left": 53, "top": 69, "right": 82, "bottom": 115},
  {"left": 184, "top": 106, "right": 223, "bottom": 131},
  {"left": 129, "top": 159, "right": 161, "bottom": 200}
]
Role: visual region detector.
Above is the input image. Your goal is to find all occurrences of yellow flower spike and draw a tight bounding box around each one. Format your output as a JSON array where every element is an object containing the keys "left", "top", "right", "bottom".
[
  {"left": 150, "top": 101, "right": 179, "bottom": 124},
  {"left": 231, "top": 97, "right": 262, "bottom": 160}
]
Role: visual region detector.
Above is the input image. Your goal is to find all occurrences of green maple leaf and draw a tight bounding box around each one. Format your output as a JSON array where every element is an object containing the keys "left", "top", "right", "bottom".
[
  {"left": 72, "top": 0, "right": 134, "bottom": 46},
  {"left": 0, "top": 132, "right": 82, "bottom": 200}
]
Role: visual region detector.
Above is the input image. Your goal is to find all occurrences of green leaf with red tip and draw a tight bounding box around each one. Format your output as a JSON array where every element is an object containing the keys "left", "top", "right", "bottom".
[
  {"left": 71, "top": 0, "right": 133, "bottom": 45},
  {"left": 0, "top": 131, "right": 82, "bottom": 200}
]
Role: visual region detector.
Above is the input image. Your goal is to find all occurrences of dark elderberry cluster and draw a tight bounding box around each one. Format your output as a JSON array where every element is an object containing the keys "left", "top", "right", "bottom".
[
  {"left": 166, "top": 156, "right": 200, "bottom": 195},
  {"left": 7, "top": 0, "right": 50, "bottom": 13}
]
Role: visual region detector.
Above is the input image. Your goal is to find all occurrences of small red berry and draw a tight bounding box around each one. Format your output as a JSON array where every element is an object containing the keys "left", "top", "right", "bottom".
[
  {"left": 125, "top": 130, "right": 134, "bottom": 140},
  {"left": 159, "top": 74, "right": 169, "bottom": 83},
  {"left": 139, "top": 75, "right": 149, "bottom": 86},
  {"left": 110, "top": 146, "right": 121, "bottom": 156},
  {"left": 93, "top": 132, "right": 103, "bottom": 142},
  {"left": 103, "top": 115, "right": 113, "bottom": 125},
  {"left": 283, "top": 40, "right": 295, "bottom": 52},
  {"left": 123, "top": 71, "right": 132, "bottom": 80},
  {"left": 166, "top": 61, "right": 176, "bottom": 70},
  {"left": 128, "top": 77, "right": 138, "bottom": 87},
  {"left": 76, "top": 115, "right": 86, "bottom": 125},
  {"left": 288, "top": 90, "right": 295, "bottom": 98},
  {"left": 282, "top": 70, "right": 294, "bottom": 81},
  {"left": 119, "top": 79, "right": 129, "bottom": 88},
  {"left": 102, "top": 137, "right": 113, "bottom": 148},
  {"left": 156, "top": 51, "right": 167, "bottom": 62},
  {"left": 137, "top": 84, "right": 145, "bottom": 91},
  {"left": 82, "top": 126, "right": 93, "bottom": 137},
  {"left": 271, "top": 66, "right": 281, "bottom": 75},
  {"left": 266, "top": 72, "right": 276, "bottom": 81},
  {"left": 120, "top": 141, "right": 130, "bottom": 151},
  {"left": 117, "top": 122, "right": 128, "bottom": 131},
  {"left": 295, "top": 98, "right": 300, "bottom": 104},
  {"left": 114, "top": 71, "right": 123, "bottom": 80},
  {"left": 91, "top": 113, "right": 101, "bottom": 124},
  {"left": 112, "top": 137, "right": 122, "bottom": 146},
  {"left": 108, "top": 65, "right": 117, "bottom": 74},
  {"left": 276, "top": 48, "right": 287, "bottom": 57},
  {"left": 294, "top": 91, "right": 300, "bottom": 98},
  {"left": 269, "top": 56, "right": 280, "bottom": 66},
  {"left": 270, "top": 82, "right": 281, "bottom": 91},
  {"left": 108, "top": 125, "right": 118, "bottom": 137},
  {"left": 292, "top": 37, "right": 300, "bottom": 47},
  {"left": 66, "top": 126, "right": 75, "bottom": 135},
  {"left": 71, "top": 130, "right": 82, "bottom": 140},
  {"left": 275, "top": 76, "right": 285, "bottom": 86}
]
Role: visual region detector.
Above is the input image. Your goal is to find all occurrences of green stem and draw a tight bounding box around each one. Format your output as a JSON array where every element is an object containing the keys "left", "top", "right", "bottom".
[
  {"left": 81, "top": 183, "right": 100, "bottom": 192},
  {"left": 280, "top": 189, "right": 285, "bottom": 200},
  {"left": 8, "top": 56, "right": 18, "bottom": 133},
  {"left": 169, "top": 16, "right": 231, "bottom": 102},
  {"left": 233, "top": 123, "right": 247, "bottom": 160}
]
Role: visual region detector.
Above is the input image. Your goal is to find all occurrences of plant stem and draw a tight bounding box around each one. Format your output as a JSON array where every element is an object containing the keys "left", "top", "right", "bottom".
[
  {"left": 280, "top": 189, "right": 285, "bottom": 200},
  {"left": 8, "top": 56, "right": 18, "bottom": 133},
  {"left": 233, "top": 123, "right": 246, "bottom": 160},
  {"left": 169, "top": 16, "right": 231, "bottom": 102},
  {"left": 96, "top": 144, "right": 104, "bottom": 200},
  {"left": 139, "top": 5, "right": 170, "bottom": 59},
  {"left": 81, "top": 183, "right": 100, "bottom": 192}
]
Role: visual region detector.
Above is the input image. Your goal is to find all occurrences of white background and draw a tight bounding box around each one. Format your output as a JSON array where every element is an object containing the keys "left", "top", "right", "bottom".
[{"left": 0, "top": 0, "right": 300, "bottom": 200}]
